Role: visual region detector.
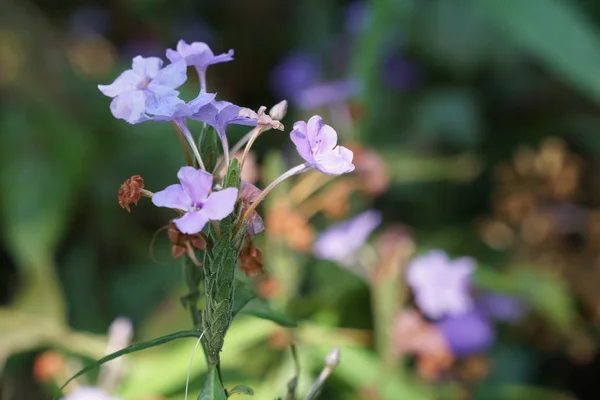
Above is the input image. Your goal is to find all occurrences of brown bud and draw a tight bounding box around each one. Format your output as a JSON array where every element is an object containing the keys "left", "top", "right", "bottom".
[
  {"left": 33, "top": 351, "right": 66, "bottom": 383},
  {"left": 239, "top": 236, "right": 264, "bottom": 276},
  {"left": 118, "top": 175, "right": 145, "bottom": 212}
]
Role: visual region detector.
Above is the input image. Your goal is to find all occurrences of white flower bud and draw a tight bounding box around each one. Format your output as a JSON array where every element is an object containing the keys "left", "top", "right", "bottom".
[{"left": 269, "top": 100, "right": 288, "bottom": 121}]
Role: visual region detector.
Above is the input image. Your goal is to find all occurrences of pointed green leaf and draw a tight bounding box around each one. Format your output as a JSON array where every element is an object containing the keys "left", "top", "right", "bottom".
[
  {"left": 227, "top": 385, "right": 254, "bottom": 397},
  {"left": 198, "top": 366, "right": 227, "bottom": 400},
  {"left": 224, "top": 157, "right": 241, "bottom": 190},
  {"left": 54, "top": 330, "right": 203, "bottom": 399},
  {"left": 199, "top": 125, "right": 220, "bottom": 172}
]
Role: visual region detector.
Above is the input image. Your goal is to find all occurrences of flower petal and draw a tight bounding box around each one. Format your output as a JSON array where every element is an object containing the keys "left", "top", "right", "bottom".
[
  {"left": 208, "top": 49, "right": 234, "bottom": 65},
  {"left": 317, "top": 123, "right": 339, "bottom": 152},
  {"left": 290, "top": 122, "right": 314, "bottom": 164},
  {"left": 146, "top": 94, "right": 187, "bottom": 120},
  {"left": 152, "top": 184, "right": 190, "bottom": 210},
  {"left": 98, "top": 70, "right": 140, "bottom": 98},
  {"left": 109, "top": 90, "right": 149, "bottom": 124},
  {"left": 132, "top": 56, "right": 163, "bottom": 78},
  {"left": 306, "top": 115, "right": 324, "bottom": 145},
  {"left": 165, "top": 48, "right": 182, "bottom": 63},
  {"left": 177, "top": 167, "right": 213, "bottom": 204},
  {"left": 314, "top": 149, "right": 355, "bottom": 175},
  {"left": 174, "top": 211, "right": 209, "bottom": 234},
  {"left": 202, "top": 187, "right": 238, "bottom": 220},
  {"left": 188, "top": 92, "right": 217, "bottom": 114},
  {"left": 150, "top": 59, "right": 187, "bottom": 90}
]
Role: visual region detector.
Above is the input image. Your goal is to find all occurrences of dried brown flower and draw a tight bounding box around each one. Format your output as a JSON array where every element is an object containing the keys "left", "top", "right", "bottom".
[
  {"left": 118, "top": 175, "right": 145, "bottom": 212},
  {"left": 239, "top": 235, "right": 264, "bottom": 276},
  {"left": 167, "top": 222, "right": 205, "bottom": 259}
]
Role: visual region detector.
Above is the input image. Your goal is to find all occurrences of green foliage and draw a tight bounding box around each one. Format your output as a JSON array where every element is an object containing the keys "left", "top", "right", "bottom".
[
  {"left": 198, "top": 366, "right": 227, "bottom": 400},
  {"left": 55, "top": 330, "right": 204, "bottom": 399}
]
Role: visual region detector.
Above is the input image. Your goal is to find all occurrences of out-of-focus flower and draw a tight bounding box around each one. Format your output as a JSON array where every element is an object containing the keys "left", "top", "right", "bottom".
[
  {"left": 266, "top": 202, "right": 315, "bottom": 252},
  {"left": 290, "top": 116, "right": 355, "bottom": 175},
  {"left": 406, "top": 250, "right": 475, "bottom": 319},
  {"left": 192, "top": 100, "right": 258, "bottom": 139},
  {"left": 320, "top": 180, "right": 354, "bottom": 219},
  {"left": 62, "top": 387, "right": 119, "bottom": 400},
  {"left": 313, "top": 210, "right": 382, "bottom": 266},
  {"left": 98, "top": 56, "right": 187, "bottom": 124},
  {"left": 295, "top": 79, "right": 360, "bottom": 110},
  {"left": 166, "top": 40, "right": 233, "bottom": 90},
  {"left": 240, "top": 181, "right": 264, "bottom": 235},
  {"left": 34, "top": 351, "right": 66, "bottom": 382},
  {"left": 239, "top": 236, "right": 263, "bottom": 276},
  {"left": 152, "top": 167, "right": 238, "bottom": 234},
  {"left": 393, "top": 309, "right": 454, "bottom": 381},
  {"left": 270, "top": 51, "right": 321, "bottom": 100},
  {"left": 257, "top": 277, "right": 282, "bottom": 299},
  {"left": 436, "top": 311, "right": 495, "bottom": 358},
  {"left": 478, "top": 292, "right": 526, "bottom": 322},
  {"left": 346, "top": 142, "right": 390, "bottom": 196},
  {"left": 118, "top": 175, "right": 145, "bottom": 212}
]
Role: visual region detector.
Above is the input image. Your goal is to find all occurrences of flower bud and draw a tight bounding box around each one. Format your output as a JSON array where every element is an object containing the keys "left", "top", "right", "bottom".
[{"left": 269, "top": 100, "right": 288, "bottom": 121}]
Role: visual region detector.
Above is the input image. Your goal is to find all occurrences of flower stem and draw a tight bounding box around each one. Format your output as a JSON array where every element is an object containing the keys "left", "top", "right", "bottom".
[
  {"left": 172, "top": 122, "right": 194, "bottom": 166},
  {"left": 229, "top": 126, "right": 258, "bottom": 157},
  {"left": 175, "top": 120, "right": 206, "bottom": 170},
  {"left": 239, "top": 127, "right": 263, "bottom": 170},
  {"left": 235, "top": 163, "right": 310, "bottom": 234}
]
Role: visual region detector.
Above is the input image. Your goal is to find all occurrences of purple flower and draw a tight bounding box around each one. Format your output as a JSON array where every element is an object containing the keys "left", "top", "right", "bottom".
[
  {"left": 166, "top": 40, "right": 234, "bottom": 89},
  {"left": 295, "top": 79, "right": 361, "bottom": 110},
  {"left": 152, "top": 91, "right": 216, "bottom": 122},
  {"left": 314, "top": 210, "right": 382, "bottom": 265},
  {"left": 290, "top": 116, "right": 355, "bottom": 175},
  {"left": 192, "top": 100, "right": 258, "bottom": 137},
  {"left": 406, "top": 250, "right": 475, "bottom": 319},
  {"left": 478, "top": 292, "right": 526, "bottom": 322},
  {"left": 270, "top": 51, "right": 321, "bottom": 100},
  {"left": 98, "top": 56, "right": 187, "bottom": 124},
  {"left": 152, "top": 167, "right": 238, "bottom": 234},
  {"left": 62, "top": 387, "right": 119, "bottom": 400},
  {"left": 437, "top": 311, "right": 495, "bottom": 357}
]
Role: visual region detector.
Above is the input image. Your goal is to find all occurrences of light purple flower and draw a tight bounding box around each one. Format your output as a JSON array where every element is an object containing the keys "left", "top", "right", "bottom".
[
  {"left": 166, "top": 40, "right": 234, "bottom": 89},
  {"left": 406, "top": 250, "right": 475, "bottom": 319},
  {"left": 437, "top": 310, "right": 495, "bottom": 357},
  {"left": 314, "top": 210, "right": 382, "bottom": 265},
  {"left": 295, "top": 79, "right": 361, "bottom": 110},
  {"left": 62, "top": 387, "right": 119, "bottom": 400},
  {"left": 152, "top": 167, "right": 238, "bottom": 234},
  {"left": 98, "top": 56, "right": 187, "bottom": 124},
  {"left": 290, "top": 116, "right": 355, "bottom": 175},
  {"left": 192, "top": 100, "right": 258, "bottom": 138}
]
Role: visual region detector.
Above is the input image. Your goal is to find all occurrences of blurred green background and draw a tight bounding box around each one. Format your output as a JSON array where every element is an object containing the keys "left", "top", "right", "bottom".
[{"left": 4, "top": 0, "right": 600, "bottom": 399}]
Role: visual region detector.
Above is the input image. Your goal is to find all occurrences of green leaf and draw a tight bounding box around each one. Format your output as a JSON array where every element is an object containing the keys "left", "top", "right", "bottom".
[
  {"left": 241, "top": 301, "right": 297, "bottom": 328},
  {"left": 199, "top": 125, "right": 220, "bottom": 172},
  {"left": 54, "top": 330, "right": 203, "bottom": 399},
  {"left": 224, "top": 157, "right": 241, "bottom": 190},
  {"left": 232, "top": 279, "right": 256, "bottom": 318},
  {"left": 227, "top": 385, "right": 254, "bottom": 397},
  {"left": 479, "top": 0, "right": 600, "bottom": 106},
  {"left": 198, "top": 366, "right": 227, "bottom": 400}
]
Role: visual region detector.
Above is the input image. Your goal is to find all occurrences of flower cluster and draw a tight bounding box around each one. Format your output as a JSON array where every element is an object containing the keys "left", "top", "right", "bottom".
[
  {"left": 398, "top": 250, "right": 525, "bottom": 380},
  {"left": 100, "top": 39, "right": 356, "bottom": 238}
]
